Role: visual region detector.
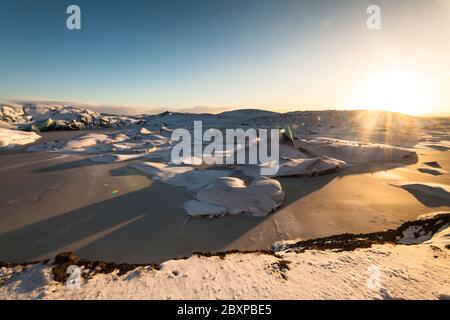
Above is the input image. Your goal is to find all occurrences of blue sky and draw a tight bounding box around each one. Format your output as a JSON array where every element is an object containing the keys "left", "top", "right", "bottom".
[{"left": 1, "top": 0, "right": 449, "bottom": 115}]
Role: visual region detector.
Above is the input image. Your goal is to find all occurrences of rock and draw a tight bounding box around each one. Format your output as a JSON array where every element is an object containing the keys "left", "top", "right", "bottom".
[
  {"left": 52, "top": 264, "right": 71, "bottom": 283},
  {"left": 99, "top": 117, "right": 111, "bottom": 127},
  {"left": 52, "top": 252, "right": 78, "bottom": 282},
  {"left": 54, "top": 252, "right": 78, "bottom": 265}
]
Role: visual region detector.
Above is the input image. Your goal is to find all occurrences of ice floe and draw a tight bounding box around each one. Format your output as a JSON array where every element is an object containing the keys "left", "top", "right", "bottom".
[
  {"left": 242, "top": 156, "right": 345, "bottom": 178},
  {"left": 129, "top": 162, "right": 231, "bottom": 191},
  {"left": 186, "top": 177, "right": 284, "bottom": 217},
  {"left": 183, "top": 200, "right": 227, "bottom": 217},
  {"left": 296, "top": 137, "right": 418, "bottom": 163}
]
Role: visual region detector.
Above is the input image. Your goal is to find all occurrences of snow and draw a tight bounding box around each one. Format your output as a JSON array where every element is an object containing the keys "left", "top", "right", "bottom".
[
  {"left": 1, "top": 225, "right": 449, "bottom": 300},
  {"left": 190, "top": 177, "right": 284, "bottom": 217},
  {"left": 28, "top": 129, "right": 169, "bottom": 156},
  {"left": 297, "top": 137, "right": 418, "bottom": 164},
  {"left": 129, "top": 161, "right": 194, "bottom": 178},
  {"left": 129, "top": 162, "right": 231, "bottom": 191},
  {"left": 425, "top": 224, "right": 450, "bottom": 247},
  {"left": 396, "top": 226, "right": 433, "bottom": 244},
  {"left": 144, "top": 109, "right": 279, "bottom": 130},
  {"left": 184, "top": 200, "right": 227, "bottom": 217},
  {"left": 63, "top": 133, "right": 121, "bottom": 150},
  {"left": 242, "top": 156, "right": 345, "bottom": 178},
  {"left": 0, "top": 128, "right": 41, "bottom": 148},
  {"left": 1, "top": 103, "right": 144, "bottom": 128}
]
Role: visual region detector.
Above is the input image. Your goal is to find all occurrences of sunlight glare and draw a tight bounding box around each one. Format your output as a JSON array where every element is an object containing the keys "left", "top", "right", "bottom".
[{"left": 355, "top": 69, "right": 433, "bottom": 115}]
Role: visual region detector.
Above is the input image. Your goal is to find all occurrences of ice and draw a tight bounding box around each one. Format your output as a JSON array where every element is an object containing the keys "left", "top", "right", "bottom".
[
  {"left": 297, "top": 137, "right": 418, "bottom": 163},
  {"left": 184, "top": 200, "right": 227, "bottom": 217},
  {"left": 190, "top": 177, "right": 284, "bottom": 217},
  {"left": 0, "top": 128, "right": 41, "bottom": 148},
  {"left": 129, "top": 162, "right": 231, "bottom": 191}
]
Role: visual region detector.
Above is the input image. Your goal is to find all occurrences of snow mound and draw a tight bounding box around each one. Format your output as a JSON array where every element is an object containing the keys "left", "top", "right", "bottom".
[
  {"left": 0, "top": 128, "right": 41, "bottom": 148},
  {"left": 297, "top": 137, "right": 417, "bottom": 164},
  {"left": 129, "top": 162, "right": 231, "bottom": 191},
  {"left": 186, "top": 177, "right": 284, "bottom": 217}
]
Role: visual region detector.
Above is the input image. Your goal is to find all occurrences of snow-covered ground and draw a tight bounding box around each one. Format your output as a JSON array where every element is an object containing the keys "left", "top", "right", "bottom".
[
  {"left": 0, "top": 104, "right": 449, "bottom": 299},
  {"left": 0, "top": 214, "right": 448, "bottom": 300},
  {"left": 0, "top": 128, "right": 41, "bottom": 148}
]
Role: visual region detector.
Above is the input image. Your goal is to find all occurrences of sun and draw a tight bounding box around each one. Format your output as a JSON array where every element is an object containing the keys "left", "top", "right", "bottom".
[{"left": 355, "top": 69, "right": 432, "bottom": 115}]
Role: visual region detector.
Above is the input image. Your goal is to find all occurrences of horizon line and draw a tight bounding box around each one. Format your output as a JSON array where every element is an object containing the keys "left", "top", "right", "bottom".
[{"left": 1, "top": 97, "right": 449, "bottom": 118}]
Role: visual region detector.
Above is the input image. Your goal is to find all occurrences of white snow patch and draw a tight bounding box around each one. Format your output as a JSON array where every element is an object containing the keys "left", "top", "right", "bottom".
[
  {"left": 425, "top": 224, "right": 450, "bottom": 247},
  {"left": 297, "top": 137, "right": 417, "bottom": 164},
  {"left": 0, "top": 128, "right": 41, "bottom": 148},
  {"left": 397, "top": 226, "right": 433, "bottom": 244},
  {"left": 129, "top": 162, "right": 231, "bottom": 191},
  {"left": 184, "top": 200, "right": 227, "bottom": 217},
  {"left": 190, "top": 177, "right": 284, "bottom": 217}
]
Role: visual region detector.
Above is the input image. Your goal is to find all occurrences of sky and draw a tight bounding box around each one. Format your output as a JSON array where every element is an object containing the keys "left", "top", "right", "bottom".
[{"left": 0, "top": 0, "right": 449, "bottom": 115}]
